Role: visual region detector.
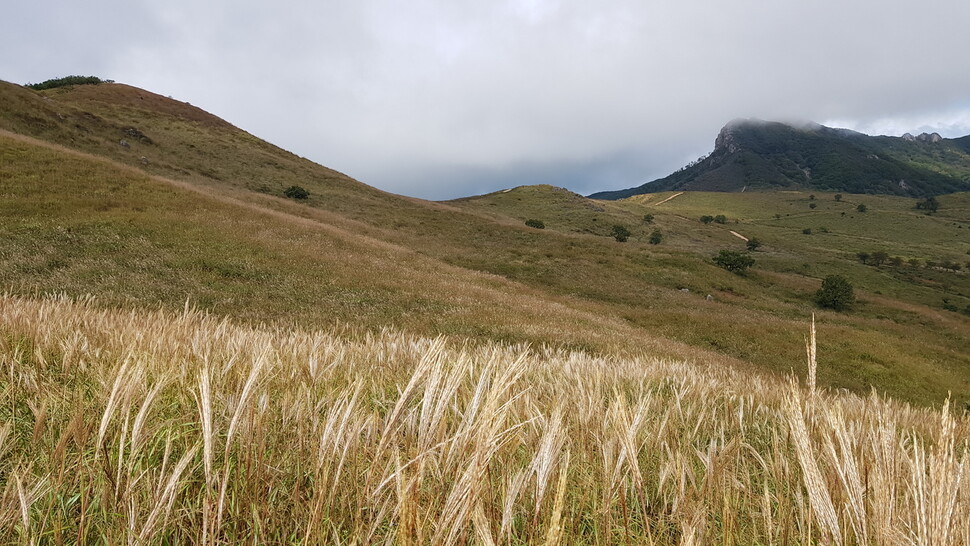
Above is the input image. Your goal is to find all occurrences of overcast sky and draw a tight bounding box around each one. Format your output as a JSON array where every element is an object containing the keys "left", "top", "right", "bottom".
[{"left": 4, "top": 1, "right": 970, "bottom": 199}]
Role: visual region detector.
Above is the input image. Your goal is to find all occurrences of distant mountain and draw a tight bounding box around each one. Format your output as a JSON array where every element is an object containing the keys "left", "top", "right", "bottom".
[{"left": 590, "top": 119, "right": 970, "bottom": 199}]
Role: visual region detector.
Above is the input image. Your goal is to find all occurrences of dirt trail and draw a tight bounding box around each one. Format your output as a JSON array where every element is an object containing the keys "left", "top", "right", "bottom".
[
  {"left": 654, "top": 192, "right": 684, "bottom": 205},
  {"left": 729, "top": 230, "right": 749, "bottom": 241}
]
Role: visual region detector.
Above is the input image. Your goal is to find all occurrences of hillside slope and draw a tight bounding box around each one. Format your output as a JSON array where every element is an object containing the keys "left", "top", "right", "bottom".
[
  {"left": 2, "top": 79, "right": 969, "bottom": 406},
  {"left": 590, "top": 119, "right": 970, "bottom": 199}
]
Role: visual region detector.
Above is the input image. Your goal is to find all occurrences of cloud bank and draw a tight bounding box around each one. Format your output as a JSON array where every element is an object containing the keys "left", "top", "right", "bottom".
[{"left": 4, "top": 0, "right": 970, "bottom": 198}]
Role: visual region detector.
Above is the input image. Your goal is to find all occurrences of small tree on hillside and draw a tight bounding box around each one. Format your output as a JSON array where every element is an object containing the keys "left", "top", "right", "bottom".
[
  {"left": 869, "top": 251, "right": 889, "bottom": 267},
  {"left": 834, "top": 194, "right": 843, "bottom": 201},
  {"left": 815, "top": 275, "right": 855, "bottom": 311},
  {"left": 714, "top": 214, "right": 728, "bottom": 224},
  {"left": 648, "top": 230, "right": 663, "bottom": 244},
  {"left": 746, "top": 238, "right": 761, "bottom": 251},
  {"left": 700, "top": 215, "right": 714, "bottom": 224},
  {"left": 611, "top": 225, "right": 631, "bottom": 242},
  {"left": 857, "top": 203, "right": 867, "bottom": 213},
  {"left": 713, "top": 250, "right": 755, "bottom": 274},
  {"left": 284, "top": 185, "right": 309, "bottom": 200},
  {"left": 915, "top": 196, "right": 939, "bottom": 213},
  {"left": 642, "top": 214, "right": 654, "bottom": 224},
  {"left": 525, "top": 219, "right": 545, "bottom": 229}
]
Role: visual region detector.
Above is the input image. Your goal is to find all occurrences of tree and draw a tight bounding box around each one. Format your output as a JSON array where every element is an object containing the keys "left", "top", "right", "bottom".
[
  {"left": 714, "top": 214, "right": 728, "bottom": 224},
  {"left": 815, "top": 275, "right": 855, "bottom": 311},
  {"left": 856, "top": 252, "right": 870, "bottom": 264},
  {"left": 713, "top": 250, "right": 755, "bottom": 274},
  {"left": 834, "top": 194, "right": 843, "bottom": 202},
  {"left": 915, "top": 196, "right": 939, "bottom": 213},
  {"left": 648, "top": 230, "right": 663, "bottom": 244},
  {"left": 809, "top": 194, "right": 816, "bottom": 200},
  {"left": 700, "top": 215, "right": 714, "bottom": 224},
  {"left": 869, "top": 251, "right": 889, "bottom": 267},
  {"left": 856, "top": 204, "right": 867, "bottom": 213},
  {"left": 889, "top": 256, "right": 904, "bottom": 267},
  {"left": 642, "top": 214, "right": 654, "bottom": 224},
  {"left": 802, "top": 228, "right": 812, "bottom": 235},
  {"left": 809, "top": 203, "right": 817, "bottom": 209},
  {"left": 284, "top": 185, "right": 309, "bottom": 200},
  {"left": 525, "top": 219, "right": 545, "bottom": 229},
  {"left": 611, "top": 225, "right": 630, "bottom": 242},
  {"left": 746, "top": 238, "right": 761, "bottom": 251}
]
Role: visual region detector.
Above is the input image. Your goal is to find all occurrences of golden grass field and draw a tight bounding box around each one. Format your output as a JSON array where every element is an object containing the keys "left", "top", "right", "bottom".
[{"left": 2, "top": 294, "right": 968, "bottom": 543}]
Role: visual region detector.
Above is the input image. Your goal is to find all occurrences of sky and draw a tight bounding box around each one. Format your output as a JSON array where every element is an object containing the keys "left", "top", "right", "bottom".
[{"left": 4, "top": 1, "right": 970, "bottom": 199}]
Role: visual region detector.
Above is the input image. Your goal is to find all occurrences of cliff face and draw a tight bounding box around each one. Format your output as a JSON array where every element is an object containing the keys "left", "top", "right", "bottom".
[{"left": 589, "top": 120, "right": 970, "bottom": 200}]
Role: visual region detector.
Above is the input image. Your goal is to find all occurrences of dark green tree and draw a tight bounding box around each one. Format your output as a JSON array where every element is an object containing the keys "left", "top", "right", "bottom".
[
  {"left": 525, "top": 219, "right": 545, "bottom": 229},
  {"left": 712, "top": 250, "right": 755, "bottom": 273},
  {"left": 713, "top": 214, "right": 728, "bottom": 224},
  {"left": 746, "top": 238, "right": 761, "bottom": 251},
  {"left": 869, "top": 251, "right": 889, "bottom": 267},
  {"left": 915, "top": 196, "right": 939, "bottom": 213},
  {"left": 611, "top": 225, "right": 631, "bottom": 242},
  {"left": 856, "top": 203, "right": 867, "bottom": 213},
  {"left": 815, "top": 275, "right": 855, "bottom": 311},
  {"left": 648, "top": 230, "right": 663, "bottom": 244},
  {"left": 283, "top": 185, "right": 309, "bottom": 200},
  {"left": 700, "top": 215, "right": 714, "bottom": 224},
  {"left": 642, "top": 214, "right": 654, "bottom": 224},
  {"left": 834, "top": 194, "right": 843, "bottom": 201}
]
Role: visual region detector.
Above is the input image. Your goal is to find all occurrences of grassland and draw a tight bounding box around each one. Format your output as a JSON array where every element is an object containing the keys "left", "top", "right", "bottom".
[
  {"left": 3, "top": 78, "right": 970, "bottom": 543},
  {"left": 2, "top": 79, "right": 969, "bottom": 407},
  {"left": 2, "top": 294, "right": 968, "bottom": 543}
]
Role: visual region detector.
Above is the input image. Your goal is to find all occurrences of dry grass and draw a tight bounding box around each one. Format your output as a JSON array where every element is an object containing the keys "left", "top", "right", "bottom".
[{"left": 2, "top": 294, "right": 967, "bottom": 543}]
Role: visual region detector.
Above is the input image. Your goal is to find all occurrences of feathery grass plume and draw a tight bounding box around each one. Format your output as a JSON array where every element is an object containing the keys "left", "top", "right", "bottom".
[
  {"left": 806, "top": 313, "right": 817, "bottom": 393},
  {"left": 2, "top": 294, "right": 969, "bottom": 543}
]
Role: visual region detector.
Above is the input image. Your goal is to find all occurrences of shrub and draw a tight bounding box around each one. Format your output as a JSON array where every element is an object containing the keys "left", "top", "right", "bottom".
[
  {"left": 25, "top": 75, "right": 107, "bottom": 90},
  {"left": 809, "top": 194, "right": 816, "bottom": 200},
  {"left": 642, "top": 214, "right": 654, "bottom": 224},
  {"left": 524, "top": 219, "right": 545, "bottom": 229},
  {"left": 713, "top": 250, "right": 755, "bottom": 274},
  {"left": 834, "top": 194, "right": 842, "bottom": 201},
  {"left": 283, "top": 185, "right": 310, "bottom": 200},
  {"left": 746, "top": 238, "right": 761, "bottom": 251},
  {"left": 802, "top": 228, "right": 812, "bottom": 235},
  {"left": 648, "top": 230, "right": 662, "bottom": 245},
  {"left": 700, "top": 215, "right": 714, "bottom": 224},
  {"left": 869, "top": 251, "right": 888, "bottom": 267},
  {"left": 856, "top": 252, "right": 870, "bottom": 264},
  {"left": 815, "top": 275, "right": 855, "bottom": 311},
  {"left": 611, "top": 225, "right": 630, "bottom": 242},
  {"left": 714, "top": 214, "right": 727, "bottom": 224},
  {"left": 915, "top": 196, "right": 939, "bottom": 213},
  {"left": 809, "top": 203, "right": 817, "bottom": 209},
  {"left": 857, "top": 204, "right": 867, "bottom": 212}
]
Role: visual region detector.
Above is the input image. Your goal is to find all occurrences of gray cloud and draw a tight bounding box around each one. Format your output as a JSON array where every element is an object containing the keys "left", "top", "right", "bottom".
[{"left": 4, "top": 0, "right": 970, "bottom": 199}]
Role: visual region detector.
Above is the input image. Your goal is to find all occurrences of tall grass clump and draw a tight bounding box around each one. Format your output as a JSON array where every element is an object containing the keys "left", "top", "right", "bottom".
[{"left": 1, "top": 294, "right": 967, "bottom": 543}]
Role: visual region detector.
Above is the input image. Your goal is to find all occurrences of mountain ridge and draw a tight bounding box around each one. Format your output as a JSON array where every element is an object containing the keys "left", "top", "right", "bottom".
[{"left": 590, "top": 119, "right": 970, "bottom": 199}]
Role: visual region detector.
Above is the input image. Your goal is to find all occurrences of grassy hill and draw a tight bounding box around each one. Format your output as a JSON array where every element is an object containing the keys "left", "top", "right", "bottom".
[
  {"left": 2, "top": 78, "right": 968, "bottom": 407},
  {"left": 3, "top": 78, "right": 970, "bottom": 543},
  {"left": 591, "top": 119, "right": 970, "bottom": 199}
]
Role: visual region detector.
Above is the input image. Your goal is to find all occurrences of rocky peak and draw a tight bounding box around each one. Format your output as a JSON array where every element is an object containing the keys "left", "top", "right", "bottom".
[
  {"left": 714, "top": 119, "right": 753, "bottom": 154},
  {"left": 901, "top": 132, "right": 943, "bottom": 143}
]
